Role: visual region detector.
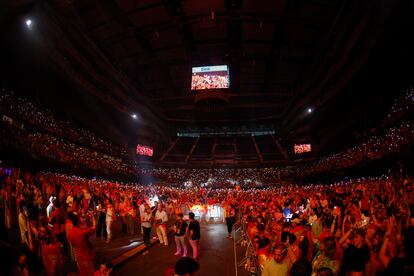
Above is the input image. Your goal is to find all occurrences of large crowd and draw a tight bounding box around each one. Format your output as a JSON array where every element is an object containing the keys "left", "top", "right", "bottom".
[
  {"left": 149, "top": 167, "right": 289, "bottom": 187},
  {"left": 384, "top": 86, "right": 414, "bottom": 125},
  {"left": 295, "top": 120, "right": 414, "bottom": 176},
  {"left": 1, "top": 114, "right": 412, "bottom": 185},
  {"left": 1, "top": 86, "right": 414, "bottom": 182},
  {"left": 0, "top": 124, "right": 135, "bottom": 177},
  {"left": 238, "top": 175, "right": 414, "bottom": 275},
  {"left": 0, "top": 85, "right": 413, "bottom": 275},
  {"left": 0, "top": 166, "right": 413, "bottom": 275},
  {"left": 0, "top": 89, "right": 129, "bottom": 159}
]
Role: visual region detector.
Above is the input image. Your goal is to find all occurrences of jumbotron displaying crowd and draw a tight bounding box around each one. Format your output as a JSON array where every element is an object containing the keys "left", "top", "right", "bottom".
[
  {"left": 190, "top": 73, "right": 229, "bottom": 90},
  {"left": 0, "top": 166, "right": 413, "bottom": 275}
]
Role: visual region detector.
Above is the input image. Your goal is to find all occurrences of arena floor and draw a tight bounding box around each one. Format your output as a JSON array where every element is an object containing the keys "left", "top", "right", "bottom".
[{"left": 116, "top": 223, "right": 251, "bottom": 276}]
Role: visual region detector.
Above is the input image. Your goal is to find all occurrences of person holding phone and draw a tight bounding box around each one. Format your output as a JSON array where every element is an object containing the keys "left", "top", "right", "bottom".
[{"left": 67, "top": 211, "right": 97, "bottom": 276}]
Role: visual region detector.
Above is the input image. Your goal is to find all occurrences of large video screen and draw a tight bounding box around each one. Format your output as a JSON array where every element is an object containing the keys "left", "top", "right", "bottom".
[
  {"left": 294, "top": 144, "right": 311, "bottom": 154},
  {"left": 191, "top": 65, "right": 229, "bottom": 90},
  {"left": 136, "top": 144, "right": 153, "bottom": 157}
]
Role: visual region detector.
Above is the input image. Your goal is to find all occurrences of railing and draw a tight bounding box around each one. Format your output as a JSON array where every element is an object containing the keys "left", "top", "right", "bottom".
[{"left": 233, "top": 212, "right": 259, "bottom": 276}]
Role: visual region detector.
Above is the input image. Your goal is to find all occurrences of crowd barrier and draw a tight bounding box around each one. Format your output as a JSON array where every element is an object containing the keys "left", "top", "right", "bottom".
[{"left": 233, "top": 212, "right": 259, "bottom": 276}]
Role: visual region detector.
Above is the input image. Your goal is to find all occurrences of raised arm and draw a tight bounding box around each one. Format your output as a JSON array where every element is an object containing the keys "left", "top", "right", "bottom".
[
  {"left": 330, "top": 215, "right": 337, "bottom": 235},
  {"left": 339, "top": 228, "right": 352, "bottom": 248},
  {"left": 84, "top": 211, "right": 97, "bottom": 236},
  {"left": 379, "top": 216, "right": 395, "bottom": 268}
]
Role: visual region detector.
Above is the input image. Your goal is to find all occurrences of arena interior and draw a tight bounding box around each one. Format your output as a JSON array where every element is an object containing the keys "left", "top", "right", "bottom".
[{"left": 1, "top": 1, "right": 414, "bottom": 276}]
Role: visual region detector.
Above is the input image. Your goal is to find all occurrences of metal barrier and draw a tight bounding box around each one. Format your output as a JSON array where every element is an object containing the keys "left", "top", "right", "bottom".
[{"left": 233, "top": 213, "right": 260, "bottom": 276}]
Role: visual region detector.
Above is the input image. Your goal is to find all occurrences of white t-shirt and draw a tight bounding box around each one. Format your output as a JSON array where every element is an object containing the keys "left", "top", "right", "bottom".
[
  {"left": 139, "top": 204, "right": 146, "bottom": 216},
  {"left": 141, "top": 212, "right": 152, "bottom": 228},
  {"left": 106, "top": 206, "right": 115, "bottom": 223},
  {"left": 155, "top": 210, "right": 168, "bottom": 224}
]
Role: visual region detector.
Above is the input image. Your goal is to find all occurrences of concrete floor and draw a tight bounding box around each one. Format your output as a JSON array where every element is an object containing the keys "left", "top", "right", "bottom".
[
  {"left": 92, "top": 219, "right": 144, "bottom": 264},
  {"left": 116, "top": 223, "right": 251, "bottom": 276}
]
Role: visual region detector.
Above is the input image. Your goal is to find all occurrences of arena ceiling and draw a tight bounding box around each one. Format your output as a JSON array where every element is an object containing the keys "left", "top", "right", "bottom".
[{"left": 1, "top": 0, "right": 413, "bottom": 156}]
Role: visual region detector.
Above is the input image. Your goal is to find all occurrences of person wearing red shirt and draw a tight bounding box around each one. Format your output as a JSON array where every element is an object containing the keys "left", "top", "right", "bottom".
[
  {"left": 48, "top": 201, "right": 66, "bottom": 252},
  {"left": 39, "top": 226, "right": 62, "bottom": 276},
  {"left": 94, "top": 262, "right": 113, "bottom": 276},
  {"left": 67, "top": 211, "right": 96, "bottom": 276}
]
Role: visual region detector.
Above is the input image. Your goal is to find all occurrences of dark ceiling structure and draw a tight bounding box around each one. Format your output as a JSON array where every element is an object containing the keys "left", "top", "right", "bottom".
[{"left": 1, "top": 0, "right": 414, "bottom": 160}]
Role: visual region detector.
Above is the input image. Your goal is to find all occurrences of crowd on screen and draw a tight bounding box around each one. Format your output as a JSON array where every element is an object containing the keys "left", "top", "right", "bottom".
[
  {"left": 0, "top": 167, "right": 413, "bottom": 275},
  {"left": 191, "top": 74, "right": 229, "bottom": 90},
  {"left": 294, "top": 144, "right": 311, "bottom": 154}
]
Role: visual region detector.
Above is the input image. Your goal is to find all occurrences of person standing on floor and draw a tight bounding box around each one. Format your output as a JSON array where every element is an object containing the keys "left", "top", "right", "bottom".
[
  {"left": 174, "top": 213, "right": 188, "bottom": 257},
  {"left": 188, "top": 212, "right": 201, "bottom": 260},
  {"left": 138, "top": 200, "right": 146, "bottom": 235},
  {"left": 105, "top": 200, "right": 115, "bottom": 243},
  {"left": 67, "top": 211, "right": 96, "bottom": 276},
  {"left": 95, "top": 199, "right": 107, "bottom": 239},
  {"left": 155, "top": 204, "right": 169, "bottom": 246},
  {"left": 125, "top": 199, "right": 135, "bottom": 235},
  {"left": 141, "top": 206, "right": 153, "bottom": 246},
  {"left": 118, "top": 197, "right": 127, "bottom": 234},
  {"left": 225, "top": 204, "right": 236, "bottom": 238}
]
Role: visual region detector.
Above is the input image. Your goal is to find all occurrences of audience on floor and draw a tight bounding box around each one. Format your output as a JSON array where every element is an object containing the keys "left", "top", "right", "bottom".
[
  {"left": 0, "top": 86, "right": 413, "bottom": 275},
  {"left": 0, "top": 165, "right": 413, "bottom": 275}
]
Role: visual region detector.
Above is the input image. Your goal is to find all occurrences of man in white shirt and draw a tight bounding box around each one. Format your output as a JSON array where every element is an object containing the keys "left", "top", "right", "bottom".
[
  {"left": 105, "top": 200, "right": 115, "bottom": 243},
  {"left": 141, "top": 206, "right": 153, "bottom": 246},
  {"left": 155, "top": 204, "right": 169, "bottom": 246},
  {"left": 261, "top": 245, "right": 289, "bottom": 276},
  {"left": 139, "top": 200, "right": 146, "bottom": 235},
  {"left": 46, "top": 196, "right": 56, "bottom": 218}
]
